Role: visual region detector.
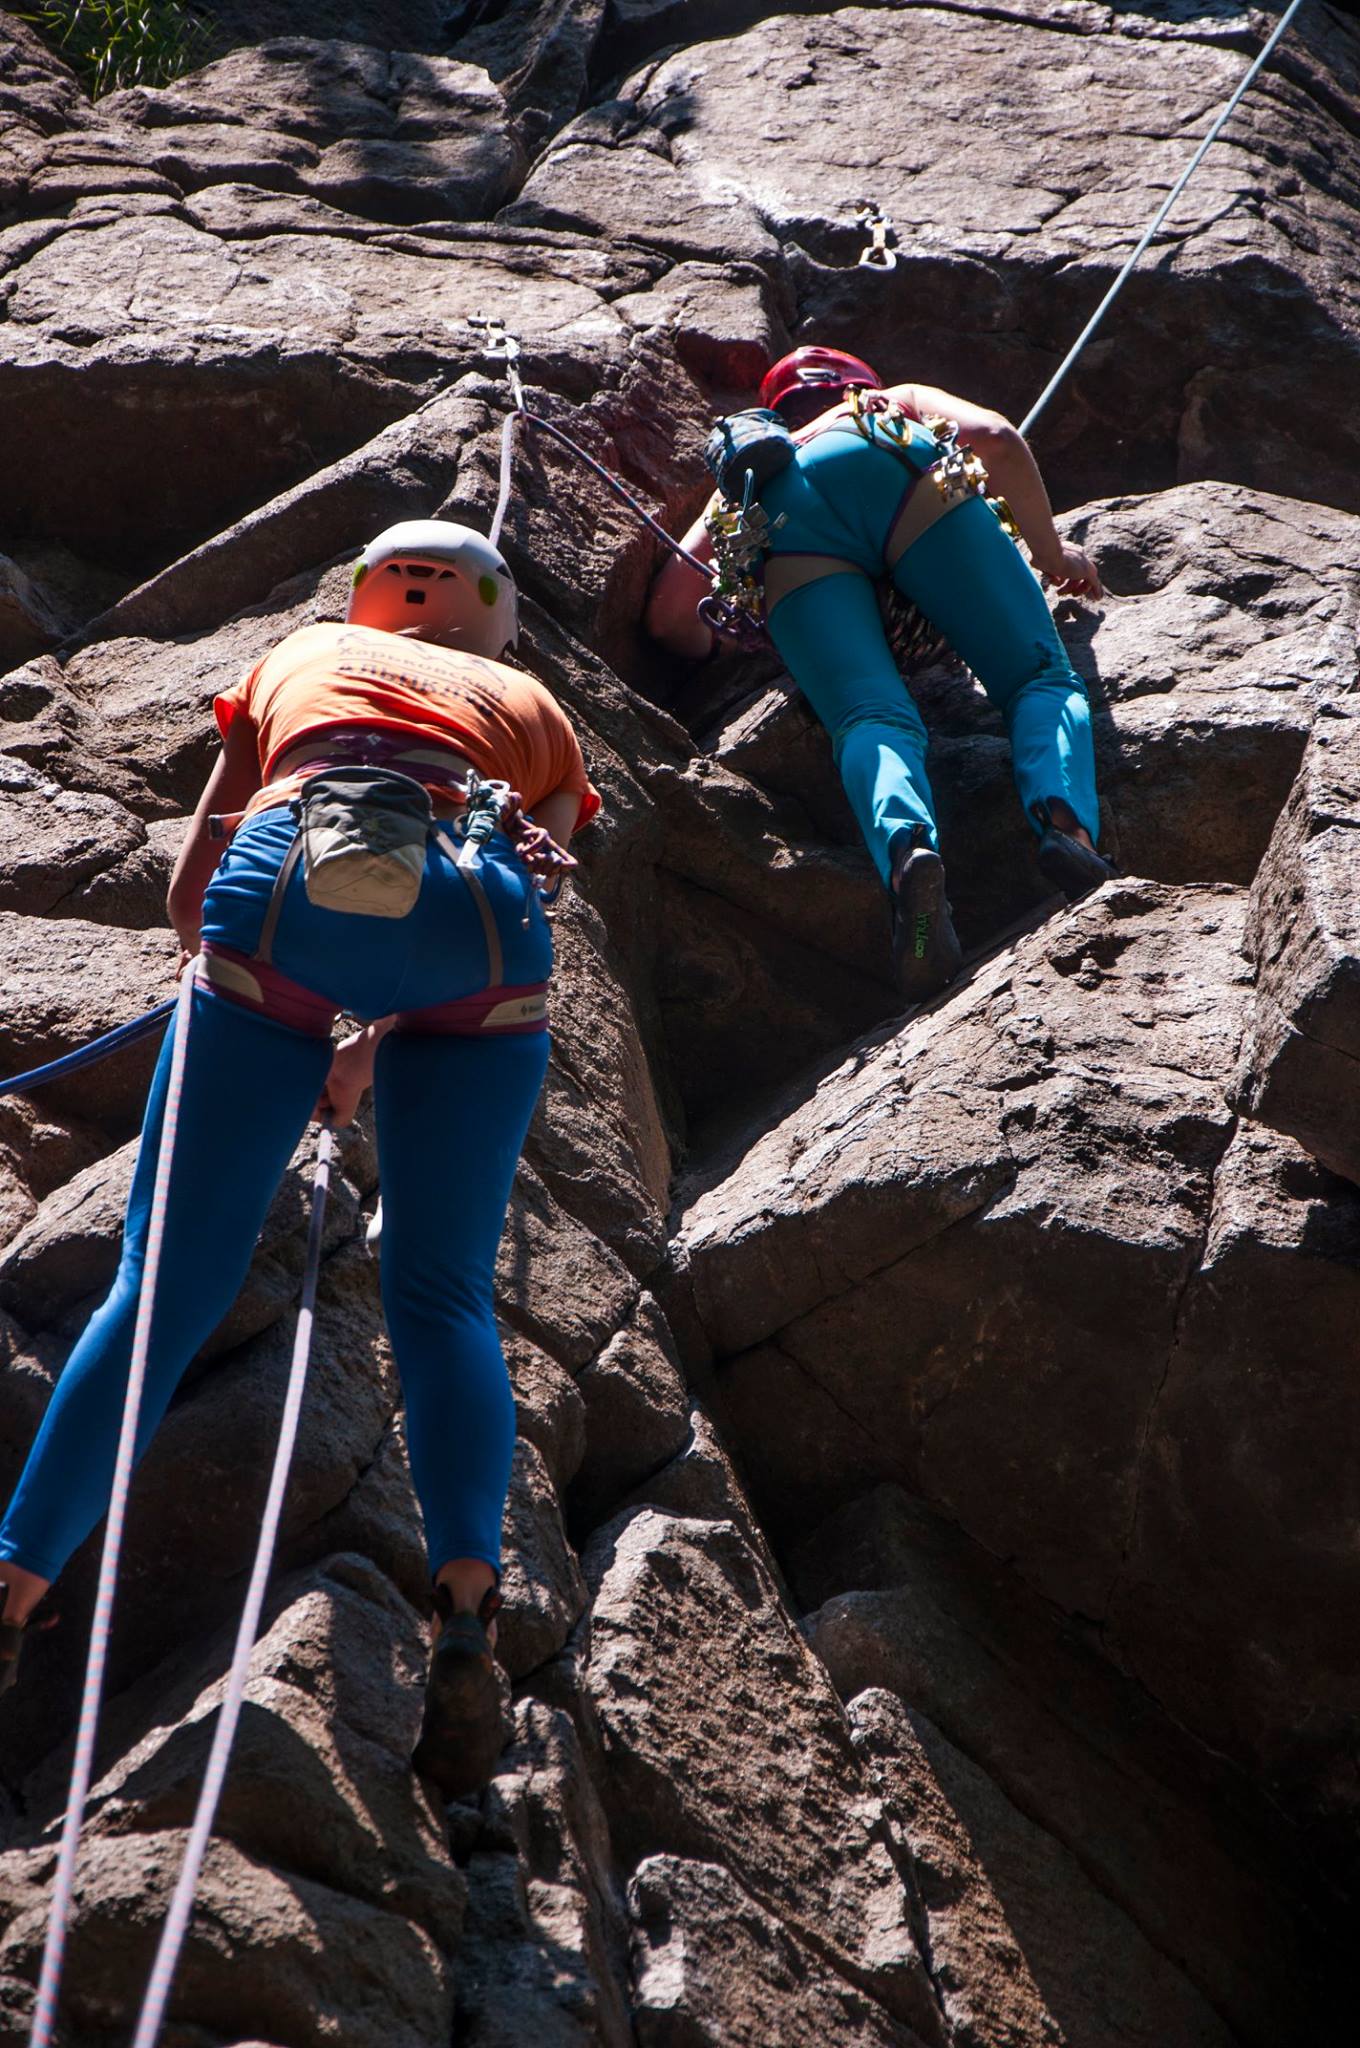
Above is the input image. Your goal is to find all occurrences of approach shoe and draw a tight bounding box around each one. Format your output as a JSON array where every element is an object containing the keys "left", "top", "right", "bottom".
[
  {"left": 412, "top": 1585, "right": 505, "bottom": 1800},
  {"left": 891, "top": 831, "right": 963, "bottom": 1004},
  {"left": 1036, "top": 827, "right": 1117, "bottom": 902}
]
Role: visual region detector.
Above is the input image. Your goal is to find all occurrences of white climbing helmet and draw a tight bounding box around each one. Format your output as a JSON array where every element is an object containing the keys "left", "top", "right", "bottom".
[{"left": 346, "top": 519, "right": 519, "bottom": 659}]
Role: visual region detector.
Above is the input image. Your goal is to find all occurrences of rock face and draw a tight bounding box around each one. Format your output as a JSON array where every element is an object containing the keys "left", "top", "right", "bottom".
[{"left": 1, "top": 3, "right": 1359, "bottom": 2046}]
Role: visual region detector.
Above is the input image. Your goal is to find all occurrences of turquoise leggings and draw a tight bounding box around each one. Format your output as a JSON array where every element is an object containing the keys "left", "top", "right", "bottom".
[{"left": 761, "top": 422, "right": 1098, "bottom": 884}]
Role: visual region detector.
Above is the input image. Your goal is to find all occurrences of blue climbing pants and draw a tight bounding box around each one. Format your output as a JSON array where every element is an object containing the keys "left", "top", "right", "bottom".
[
  {"left": 0, "top": 807, "right": 552, "bottom": 1585},
  {"left": 760, "top": 420, "right": 1099, "bottom": 885}
]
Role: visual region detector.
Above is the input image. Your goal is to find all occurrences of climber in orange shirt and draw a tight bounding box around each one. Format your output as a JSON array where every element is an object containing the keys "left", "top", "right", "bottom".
[{"left": 0, "top": 521, "right": 598, "bottom": 1801}]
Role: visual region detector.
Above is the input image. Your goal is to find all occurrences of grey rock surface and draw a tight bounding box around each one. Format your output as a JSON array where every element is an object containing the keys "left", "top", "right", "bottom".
[
  {"left": 1234, "top": 711, "right": 1360, "bottom": 1183},
  {"left": 0, "top": 2, "right": 1356, "bottom": 2043}
]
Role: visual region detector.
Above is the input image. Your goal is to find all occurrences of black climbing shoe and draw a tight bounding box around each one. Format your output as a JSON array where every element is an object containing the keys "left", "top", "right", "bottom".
[
  {"left": 1036, "top": 827, "right": 1117, "bottom": 903},
  {"left": 412, "top": 1585, "right": 505, "bottom": 1800},
  {"left": 891, "top": 830, "right": 963, "bottom": 1004}
]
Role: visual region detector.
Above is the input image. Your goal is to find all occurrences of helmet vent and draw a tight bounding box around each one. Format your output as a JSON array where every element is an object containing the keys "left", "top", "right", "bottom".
[{"left": 404, "top": 588, "right": 426, "bottom": 605}]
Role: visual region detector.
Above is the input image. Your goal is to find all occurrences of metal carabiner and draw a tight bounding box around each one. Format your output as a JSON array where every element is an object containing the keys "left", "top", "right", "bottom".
[
  {"left": 856, "top": 203, "right": 897, "bottom": 272},
  {"left": 469, "top": 315, "right": 525, "bottom": 408}
]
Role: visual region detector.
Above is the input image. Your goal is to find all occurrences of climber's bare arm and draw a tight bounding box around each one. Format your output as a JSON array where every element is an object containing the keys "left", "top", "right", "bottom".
[
  {"left": 166, "top": 716, "right": 264, "bottom": 953},
  {"left": 645, "top": 517, "right": 716, "bottom": 660},
  {"left": 531, "top": 787, "right": 582, "bottom": 856},
  {"left": 894, "top": 382, "right": 1101, "bottom": 599}
]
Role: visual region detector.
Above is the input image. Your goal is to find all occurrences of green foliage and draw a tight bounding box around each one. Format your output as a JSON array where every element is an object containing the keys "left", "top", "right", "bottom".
[{"left": 19, "top": 0, "right": 216, "bottom": 98}]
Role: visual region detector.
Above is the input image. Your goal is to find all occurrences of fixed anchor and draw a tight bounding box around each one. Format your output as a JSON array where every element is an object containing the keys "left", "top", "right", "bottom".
[
  {"left": 856, "top": 203, "right": 897, "bottom": 271},
  {"left": 468, "top": 315, "right": 524, "bottom": 408}
]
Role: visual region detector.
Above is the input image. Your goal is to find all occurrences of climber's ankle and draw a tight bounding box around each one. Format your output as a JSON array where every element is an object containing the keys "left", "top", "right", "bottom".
[
  {"left": 0, "top": 1563, "right": 51, "bottom": 1627},
  {"left": 1043, "top": 798, "right": 1094, "bottom": 853}
]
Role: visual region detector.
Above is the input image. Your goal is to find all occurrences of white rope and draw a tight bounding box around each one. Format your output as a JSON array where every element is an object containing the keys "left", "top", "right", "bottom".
[
  {"left": 1021, "top": 0, "right": 1307, "bottom": 435},
  {"left": 30, "top": 963, "right": 199, "bottom": 2048},
  {"left": 130, "top": 1122, "right": 336, "bottom": 2048},
  {"left": 488, "top": 406, "right": 518, "bottom": 551}
]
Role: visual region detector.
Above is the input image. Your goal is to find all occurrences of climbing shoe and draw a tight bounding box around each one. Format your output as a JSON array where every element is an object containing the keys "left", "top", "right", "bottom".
[
  {"left": 412, "top": 1584, "right": 505, "bottom": 1800},
  {"left": 891, "top": 830, "right": 963, "bottom": 1004},
  {"left": 1036, "top": 827, "right": 1116, "bottom": 902}
]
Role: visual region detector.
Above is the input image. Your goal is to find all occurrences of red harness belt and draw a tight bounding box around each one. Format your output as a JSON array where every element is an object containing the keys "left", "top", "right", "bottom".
[{"left": 199, "top": 944, "right": 548, "bottom": 1037}]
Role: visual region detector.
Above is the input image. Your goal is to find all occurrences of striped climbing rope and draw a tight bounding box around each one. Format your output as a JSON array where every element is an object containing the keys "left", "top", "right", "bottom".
[
  {"left": 30, "top": 963, "right": 198, "bottom": 2048},
  {"left": 130, "top": 1121, "right": 335, "bottom": 2048},
  {"left": 27, "top": 965, "right": 337, "bottom": 2045}
]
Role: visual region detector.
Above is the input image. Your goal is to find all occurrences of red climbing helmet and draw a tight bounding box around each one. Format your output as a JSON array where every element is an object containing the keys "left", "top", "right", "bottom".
[{"left": 759, "top": 345, "right": 882, "bottom": 426}]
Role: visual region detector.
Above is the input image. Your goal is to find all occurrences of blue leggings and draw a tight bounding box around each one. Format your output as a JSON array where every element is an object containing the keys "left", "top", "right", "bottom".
[
  {"left": 761, "top": 422, "right": 1098, "bottom": 884},
  {"left": 0, "top": 809, "right": 552, "bottom": 1584}
]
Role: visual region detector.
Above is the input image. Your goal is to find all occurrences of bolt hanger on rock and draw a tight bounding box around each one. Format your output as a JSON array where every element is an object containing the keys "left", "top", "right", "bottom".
[
  {"left": 464, "top": 315, "right": 733, "bottom": 610},
  {"left": 856, "top": 202, "right": 897, "bottom": 271}
]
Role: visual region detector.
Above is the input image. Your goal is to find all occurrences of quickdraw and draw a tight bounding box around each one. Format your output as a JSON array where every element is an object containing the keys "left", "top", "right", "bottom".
[{"left": 857, "top": 202, "right": 897, "bottom": 271}]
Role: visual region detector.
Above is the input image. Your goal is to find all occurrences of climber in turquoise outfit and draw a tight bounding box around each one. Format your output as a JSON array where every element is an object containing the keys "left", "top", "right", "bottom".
[{"left": 645, "top": 346, "right": 1113, "bottom": 1000}]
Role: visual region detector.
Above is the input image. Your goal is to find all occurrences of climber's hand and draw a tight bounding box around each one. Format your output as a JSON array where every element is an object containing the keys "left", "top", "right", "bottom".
[
  {"left": 1038, "top": 540, "right": 1102, "bottom": 599},
  {"left": 316, "top": 1031, "right": 374, "bottom": 1128},
  {"left": 515, "top": 820, "right": 578, "bottom": 880}
]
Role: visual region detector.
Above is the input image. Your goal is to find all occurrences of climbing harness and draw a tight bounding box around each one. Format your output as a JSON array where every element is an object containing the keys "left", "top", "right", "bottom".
[
  {"left": 29, "top": 963, "right": 198, "bottom": 2048},
  {"left": 839, "top": 388, "right": 1021, "bottom": 670},
  {"left": 1021, "top": 0, "right": 1306, "bottom": 433},
  {"left": 0, "top": 1000, "right": 174, "bottom": 1101},
  {"left": 202, "top": 767, "right": 554, "bottom": 1038},
  {"left": 857, "top": 202, "right": 896, "bottom": 271},
  {"left": 128, "top": 1121, "right": 335, "bottom": 2048}
]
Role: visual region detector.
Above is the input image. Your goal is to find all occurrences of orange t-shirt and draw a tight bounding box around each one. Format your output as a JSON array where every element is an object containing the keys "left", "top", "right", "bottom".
[{"left": 215, "top": 623, "right": 601, "bottom": 829}]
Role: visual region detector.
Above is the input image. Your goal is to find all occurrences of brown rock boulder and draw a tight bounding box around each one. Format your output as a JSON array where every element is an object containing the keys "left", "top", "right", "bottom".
[
  {"left": 462, "top": 1697, "right": 633, "bottom": 2047},
  {"left": 0, "top": 913, "right": 177, "bottom": 1127},
  {"left": 0, "top": 760, "right": 143, "bottom": 918},
  {"left": 104, "top": 41, "right": 525, "bottom": 224},
  {"left": 498, "top": 1438, "right": 588, "bottom": 1680},
  {"left": 0, "top": 1831, "right": 452, "bottom": 2048},
  {"left": 0, "top": 208, "right": 639, "bottom": 564},
  {"left": 796, "top": 1486, "right": 1317, "bottom": 2047},
  {"left": 582, "top": 1509, "right": 943, "bottom": 2039},
  {"left": 569, "top": 1291, "right": 690, "bottom": 1526},
  {"left": 679, "top": 883, "right": 1249, "bottom": 1610},
  {"left": 0, "top": 558, "right": 63, "bottom": 673},
  {"left": 1107, "top": 1122, "right": 1360, "bottom": 1839},
  {"left": 1233, "top": 713, "right": 1360, "bottom": 1183},
  {"left": 516, "top": 4, "right": 1360, "bottom": 514},
  {"left": 847, "top": 1690, "right": 1238, "bottom": 2048},
  {"left": 628, "top": 1854, "right": 933, "bottom": 2048}
]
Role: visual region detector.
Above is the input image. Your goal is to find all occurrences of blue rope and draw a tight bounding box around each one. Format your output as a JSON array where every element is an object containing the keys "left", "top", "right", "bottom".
[{"left": 0, "top": 999, "right": 175, "bottom": 1100}]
